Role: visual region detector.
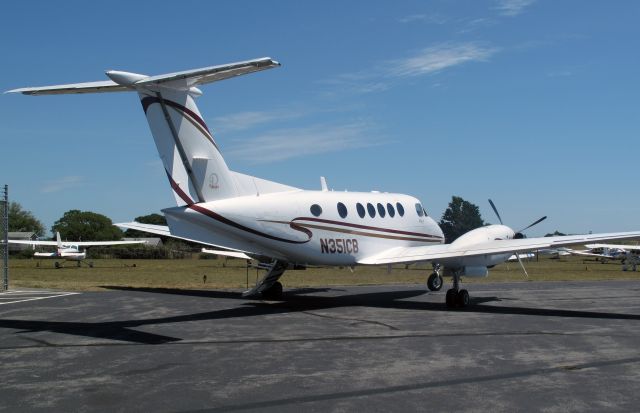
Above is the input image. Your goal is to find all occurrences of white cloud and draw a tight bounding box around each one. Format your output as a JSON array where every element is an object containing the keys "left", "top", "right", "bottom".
[
  {"left": 212, "top": 108, "right": 306, "bottom": 132},
  {"left": 397, "top": 13, "right": 448, "bottom": 25},
  {"left": 323, "top": 42, "right": 499, "bottom": 96},
  {"left": 226, "top": 122, "right": 383, "bottom": 163},
  {"left": 546, "top": 70, "right": 573, "bottom": 78},
  {"left": 494, "top": 0, "right": 536, "bottom": 17},
  {"left": 41, "top": 176, "right": 84, "bottom": 193},
  {"left": 386, "top": 43, "right": 499, "bottom": 77}
]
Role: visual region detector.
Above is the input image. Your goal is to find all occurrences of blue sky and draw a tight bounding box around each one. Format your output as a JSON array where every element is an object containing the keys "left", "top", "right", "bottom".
[{"left": 1, "top": 0, "right": 639, "bottom": 236}]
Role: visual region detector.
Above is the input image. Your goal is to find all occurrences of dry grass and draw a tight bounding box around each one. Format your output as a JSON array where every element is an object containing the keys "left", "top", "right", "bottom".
[{"left": 7, "top": 255, "right": 638, "bottom": 291}]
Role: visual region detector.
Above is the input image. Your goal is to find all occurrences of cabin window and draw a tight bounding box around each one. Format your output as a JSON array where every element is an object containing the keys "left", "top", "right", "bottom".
[
  {"left": 415, "top": 203, "right": 424, "bottom": 217},
  {"left": 310, "top": 204, "right": 322, "bottom": 217},
  {"left": 337, "top": 202, "right": 348, "bottom": 218},
  {"left": 387, "top": 203, "right": 395, "bottom": 217},
  {"left": 367, "top": 203, "right": 376, "bottom": 218},
  {"left": 396, "top": 203, "right": 405, "bottom": 217},
  {"left": 356, "top": 203, "right": 366, "bottom": 218},
  {"left": 377, "top": 203, "right": 386, "bottom": 218}
]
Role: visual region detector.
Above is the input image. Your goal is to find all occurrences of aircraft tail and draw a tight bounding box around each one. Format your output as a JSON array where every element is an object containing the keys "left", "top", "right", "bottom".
[{"left": 7, "top": 58, "right": 281, "bottom": 205}]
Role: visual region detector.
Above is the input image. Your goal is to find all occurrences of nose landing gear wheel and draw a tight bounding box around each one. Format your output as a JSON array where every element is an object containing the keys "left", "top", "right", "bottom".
[{"left": 427, "top": 273, "right": 443, "bottom": 291}]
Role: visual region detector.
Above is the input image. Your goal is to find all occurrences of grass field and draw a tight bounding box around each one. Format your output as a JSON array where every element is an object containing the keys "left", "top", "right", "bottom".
[{"left": 6, "top": 255, "right": 639, "bottom": 291}]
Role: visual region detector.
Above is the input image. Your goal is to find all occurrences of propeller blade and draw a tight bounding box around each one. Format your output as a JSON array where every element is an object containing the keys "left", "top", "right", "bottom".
[
  {"left": 488, "top": 199, "right": 503, "bottom": 225},
  {"left": 516, "top": 216, "right": 547, "bottom": 233},
  {"left": 515, "top": 252, "right": 529, "bottom": 278}
]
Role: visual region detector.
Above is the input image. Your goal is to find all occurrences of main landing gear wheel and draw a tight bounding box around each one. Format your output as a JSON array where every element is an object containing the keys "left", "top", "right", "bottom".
[
  {"left": 262, "top": 281, "right": 283, "bottom": 300},
  {"left": 457, "top": 289, "right": 469, "bottom": 307},
  {"left": 446, "top": 289, "right": 470, "bottom": 308},
  {"left": 445, "top": 271, "right": 470, "bottom": 308},
  {"left": 427, "top": 272, "right": 443, "bottom": 291}
]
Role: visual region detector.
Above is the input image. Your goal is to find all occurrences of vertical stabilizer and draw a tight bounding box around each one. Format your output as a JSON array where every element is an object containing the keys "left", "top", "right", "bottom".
[{"left": 138, "top": 88, "right": 236, "bottom": 205}]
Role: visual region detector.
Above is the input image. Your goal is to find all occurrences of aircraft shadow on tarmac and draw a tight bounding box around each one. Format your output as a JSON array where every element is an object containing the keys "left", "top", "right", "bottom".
[{"left": 1, "top": 286, "right": 639, "bottom": 346}]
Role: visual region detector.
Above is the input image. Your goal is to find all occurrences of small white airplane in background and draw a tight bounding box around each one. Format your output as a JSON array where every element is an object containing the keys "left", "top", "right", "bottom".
[
  {"left": 8, "top": 57, "right": 640, "bottom": 307},
  {"left": 569, "top": 243, "right": 640, "bottom": 262},
  {"left": 8, "top": 231, "right": 145, "bottom": 268}
]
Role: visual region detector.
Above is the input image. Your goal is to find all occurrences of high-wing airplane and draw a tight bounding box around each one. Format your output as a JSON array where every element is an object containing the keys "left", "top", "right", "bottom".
[
  {"left": 8, "top": 57, "right": 640, "bottom": 307},
  {"left": 8, "top": 231, "right": 145, "bottom": 268},
  {"left": 569, "top": 243, "right": 640, "bottom": 262}
]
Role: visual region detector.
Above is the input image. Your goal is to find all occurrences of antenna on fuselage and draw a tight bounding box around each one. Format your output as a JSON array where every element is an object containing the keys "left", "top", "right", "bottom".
[{"left": 320, "top": 176, "right": 328, "bottom": 192}]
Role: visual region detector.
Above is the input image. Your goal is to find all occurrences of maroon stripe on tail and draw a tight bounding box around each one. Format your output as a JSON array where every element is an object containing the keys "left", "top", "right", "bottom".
[{"left": 141, "top": 96, "right": 211, "bottom": 134}]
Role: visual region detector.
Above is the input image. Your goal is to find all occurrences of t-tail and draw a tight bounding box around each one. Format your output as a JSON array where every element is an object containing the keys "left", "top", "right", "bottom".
[{"left": 6, "top": 58, "right": 281, "bottom": 205}]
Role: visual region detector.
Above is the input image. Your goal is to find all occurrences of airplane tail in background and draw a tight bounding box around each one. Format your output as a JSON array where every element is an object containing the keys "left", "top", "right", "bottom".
[
  {"left": 6, "top": 58, "right": 281, "bottom": 205},
  {"left": 56, "top": 232, "right": 62, "bottom": 249}
]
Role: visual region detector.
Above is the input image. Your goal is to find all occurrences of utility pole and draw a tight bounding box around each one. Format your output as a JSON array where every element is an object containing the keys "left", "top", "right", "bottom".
[{"left": 1, "top": 185, "right": 8, "bottom": 291}]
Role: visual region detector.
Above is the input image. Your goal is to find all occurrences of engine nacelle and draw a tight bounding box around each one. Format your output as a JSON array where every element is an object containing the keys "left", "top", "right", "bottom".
[{"left": 444, "top": 266, "right": 489, "bottom": 278}]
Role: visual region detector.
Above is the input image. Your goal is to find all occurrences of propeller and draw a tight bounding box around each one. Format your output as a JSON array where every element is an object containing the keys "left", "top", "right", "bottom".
[{"left": 488, "top": 199, "right": 548, "bottom": 278}]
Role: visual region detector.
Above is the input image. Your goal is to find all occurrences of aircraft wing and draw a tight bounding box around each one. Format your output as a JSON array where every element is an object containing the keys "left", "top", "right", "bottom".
[
  {"left": 7, "top": 239, "right": 59, "bottom": 246},
  {"left": 584, "top": 243, "right": 640, "bottom": 251},
  {"left": 568, "top": 249, "right": 616, "bottom": 259},
  {"left": 358, "top": 231, "right": 640, "bottom": 265},
  {"left": 7, "top": 239, "right": 145, "bottom": 246}
]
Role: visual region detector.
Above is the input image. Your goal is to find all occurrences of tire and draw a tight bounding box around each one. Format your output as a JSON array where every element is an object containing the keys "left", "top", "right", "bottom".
[
  {"left": 262, "top": 281, "right": 283, "bottom": 300},
  {"left": 457, "top": 289, "right": 470, "bottom": 307},
  {"left": 427, "top": 273, "right": 443, "bottom": 291},
  {"left": 445, "top": 289, "right": 456, "bottom": 308}
]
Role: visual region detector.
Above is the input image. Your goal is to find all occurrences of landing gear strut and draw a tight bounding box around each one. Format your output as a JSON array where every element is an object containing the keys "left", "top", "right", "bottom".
[
  {"left": 427, "top": 264, "right": 443, "bottom": 291},
  {"left": 445, "top": 270, "right": 469, "bottom": 308},
  {"left": 242, "top": 260, "right": 287, "bottom": 300}
]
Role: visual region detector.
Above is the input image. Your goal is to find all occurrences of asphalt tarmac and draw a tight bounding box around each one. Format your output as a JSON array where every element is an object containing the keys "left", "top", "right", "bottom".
[{"left": 1, "top": 280, "right": 639, "bottom": 412}]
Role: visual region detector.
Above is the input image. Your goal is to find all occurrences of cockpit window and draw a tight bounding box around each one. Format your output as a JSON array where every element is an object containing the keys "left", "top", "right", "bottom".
[
  {"left": 396, "top": 203, "right": 405, "bottom": 217},
  {"left": 387, "top": 203, "right": 395, "bottom": 217},
  {"left": 415, "top": 203, "right": 424, "bottom": 217},
  {"left": 367, "top": 203, "right": 376, "bottom": 218},
  {"left": 356, "top": 203, "right": 366, "bottom": 218},
  {"left": 310, "top": 204, "right": 322, "bottom": 217},
  {"left": 337, "top": 202, "right": 348, "bottom": 218}
]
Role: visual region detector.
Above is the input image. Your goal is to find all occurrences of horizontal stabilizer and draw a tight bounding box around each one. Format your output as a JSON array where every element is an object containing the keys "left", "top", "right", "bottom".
[
  {"left": 6, "top": 57, "right": 280, "bottom": 95},
  {"left": 115, "top": 222, "right": 254, "bottom": 256},
  {"left": 136, "top": 57, "right": 280, "bottom": 88},
  {"left": 201, "top": 248, "right": 252, "bottom": 260},
  {"left": 6, "top": 80, "right": 129, "bottom": 95}
]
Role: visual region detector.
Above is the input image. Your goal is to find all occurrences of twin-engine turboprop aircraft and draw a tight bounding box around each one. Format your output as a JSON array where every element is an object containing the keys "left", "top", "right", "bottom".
[
  {"left": 8, "top": 232, "right": 145, "bottom": 267},
  {"left": 8, "top": 57, "right": 640, "bottom": 307}
]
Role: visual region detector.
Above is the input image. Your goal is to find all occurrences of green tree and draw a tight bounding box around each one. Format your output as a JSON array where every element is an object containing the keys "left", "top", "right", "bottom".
[
  {"left": 439, "top": 196, "right": 485, "bottom": 243},
  {"left": 8, "top": 202, "right": 45, "bottom": 236},
  {"left": 123, "top": 213, "right": 167, "bottom": 237},
  {"left": 52, "top": 210, "right": 123, "bottom": 241}
]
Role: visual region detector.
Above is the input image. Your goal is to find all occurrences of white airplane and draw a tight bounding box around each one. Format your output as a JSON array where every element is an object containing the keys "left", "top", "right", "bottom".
[
  {"left": 569, "top": 243, "right": 640, "bottom": 262},
  {"left": 8, "top": 57, "right": 640, "bottom": 307},
  {"left": 8, "top": 231, "right": 145, "bottom": 268}
]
